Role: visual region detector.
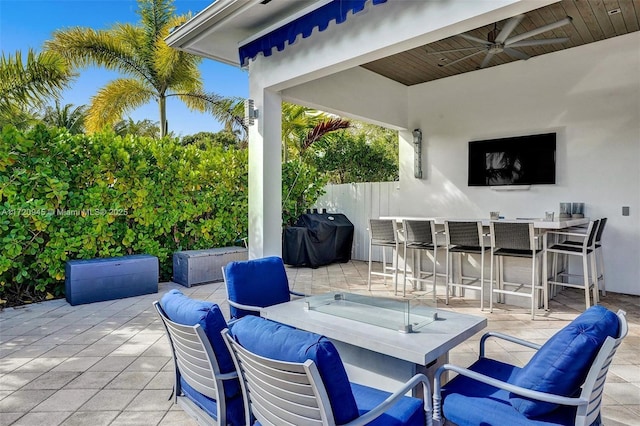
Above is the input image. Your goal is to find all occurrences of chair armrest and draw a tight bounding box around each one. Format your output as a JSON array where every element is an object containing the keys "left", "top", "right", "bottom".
[
  {"left": 479, "top": 332, "right": 541, "bottom": 357},
  {"left": 434, "top": 364, "right": 587, "bottom": 406},
  {"left": 432, "top": 364, "right": 588, "bottom": 424},
  {"left": 218, "top": 371, "right": 239, "bottom": 381},
  {"left": 346, "top": 373, "right": 433, "bottom": 426},
  {"left": 227, "top": 299, "right": 262, "bottom": 313},
  {"left": 546, "top": 230, "right": 588, "bottom": 238}
]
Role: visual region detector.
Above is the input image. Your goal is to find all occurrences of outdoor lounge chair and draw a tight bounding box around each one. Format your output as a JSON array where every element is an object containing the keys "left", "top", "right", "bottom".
[
  {"left": 222, "top": 256, "right": 304, "bottom": 319},
  {"left": 154, "top": 290, "right": 245, "bottom": 426},
  {"left": 223, "top": 315, "right": 433, "bottom": 426},
  {"left": 433, "top": 306, "right": 627, "bottom": 426}
]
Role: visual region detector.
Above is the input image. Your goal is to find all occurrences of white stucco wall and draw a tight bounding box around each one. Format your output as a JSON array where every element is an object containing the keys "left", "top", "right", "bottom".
[{"left": 399, "top": 32, "right": 640, "bottom": 295}]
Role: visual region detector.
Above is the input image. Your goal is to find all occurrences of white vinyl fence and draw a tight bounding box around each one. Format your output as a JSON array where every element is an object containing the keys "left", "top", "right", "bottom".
[{"left": 314, "top": 182, "right": 398, "bottom": 262}]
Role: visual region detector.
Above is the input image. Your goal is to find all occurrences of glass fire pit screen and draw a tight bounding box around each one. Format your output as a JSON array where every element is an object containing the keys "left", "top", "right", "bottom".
[{"left": 304, "top": 292, "right": 437, "bottom": 333}]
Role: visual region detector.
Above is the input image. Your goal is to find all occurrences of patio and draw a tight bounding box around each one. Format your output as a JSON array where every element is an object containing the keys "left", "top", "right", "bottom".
[{"left": 0, "top": 260, "right": 638, "bottom": 426}]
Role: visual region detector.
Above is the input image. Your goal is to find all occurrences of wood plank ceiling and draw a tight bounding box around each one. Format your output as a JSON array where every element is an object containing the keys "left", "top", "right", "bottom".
[{"left": 361, "top": 0, "right": 640, "bottom": 86}]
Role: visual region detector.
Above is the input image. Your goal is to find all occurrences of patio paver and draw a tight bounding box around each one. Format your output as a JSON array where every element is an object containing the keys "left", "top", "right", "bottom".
[{"left": 0, "top": 260, "right": 638, "bottom": 425}]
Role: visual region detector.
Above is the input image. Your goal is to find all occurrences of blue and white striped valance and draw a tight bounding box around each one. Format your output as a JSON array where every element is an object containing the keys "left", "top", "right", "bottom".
[{"left": 239, "top": 0, "right": 388, "bottom": 66}]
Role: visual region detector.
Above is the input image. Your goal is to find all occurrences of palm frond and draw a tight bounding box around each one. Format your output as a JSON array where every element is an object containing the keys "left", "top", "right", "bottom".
[
  {"left": 45, "top": 27, "right": 154, "bottom": 86},
  {"left": 0, "top": 49, "right": 74, "bottom": 114},
  {"left": 86, "top": 78, "right": 155, "bottom": 133},
  {"left": 137, "top": 0, "right": 176, "bottom": 42},
  {"left": 173, "top": 91, "right": 247, "bottom": 136},
  {"left": 301, "top": 118, "right": 351, "bottom": 153}
]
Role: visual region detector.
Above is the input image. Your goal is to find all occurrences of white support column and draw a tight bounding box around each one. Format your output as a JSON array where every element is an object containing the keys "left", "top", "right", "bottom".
[{"left": 248, "top": 86, "right": 282, "bottom": 259}]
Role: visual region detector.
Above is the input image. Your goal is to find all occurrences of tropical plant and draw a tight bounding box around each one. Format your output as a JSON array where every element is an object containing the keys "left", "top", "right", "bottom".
[
  {"left": 0, "top": 49, "right": 74, "bottom": 126},
  {"left": 281, "top": 103, "right": 350, "bottom": 161},
  {"left": 0, "top": 125, "right": 248, "bottom": 306},
  {"left": 113, "top": 117, "right": 161, "bottom": 138},
  {"left": 41, "top": 101, "right": 87, "bottom": 134},
  {"left": 45, "top": 0, "right": 244, "bottom": 137},
  {"left": 181, "top": 130, "right": 242, "bottom": 150},
  {"left": 310, "top": 130, "right": 399, "bottom": 184},
  {"left": 282, "top": 159, "right": 328, "bottom": 226}
]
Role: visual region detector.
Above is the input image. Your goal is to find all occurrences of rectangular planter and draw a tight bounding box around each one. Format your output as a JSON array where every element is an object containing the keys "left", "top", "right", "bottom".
[
  {"left": 173, "top": 246, "right": 248, "bottom": 287},
  {"left": 65, "top": 254, "right": 159, "bottom": 306}
]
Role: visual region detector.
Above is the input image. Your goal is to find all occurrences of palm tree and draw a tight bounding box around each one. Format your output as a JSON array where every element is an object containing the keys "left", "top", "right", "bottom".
[
  {"left": 112, "top": 117, "right": 161, "bottom": 138},
  {"left": 41, "top": 101, "right": 87, "bottom": 134},
  {"left": 45, "top": 0, "right": 243, "bottom": 137},
  {"left": 0, "top": 49, "right": 74, "bottom": 120},
  {"left": 281, "top": 103, "right": 350, "bottom": 162}
]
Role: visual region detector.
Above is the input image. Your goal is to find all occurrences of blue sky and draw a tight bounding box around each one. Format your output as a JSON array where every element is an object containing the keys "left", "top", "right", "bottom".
[{"left": 0, "top": 0, "right": 249, "bottom": 136}]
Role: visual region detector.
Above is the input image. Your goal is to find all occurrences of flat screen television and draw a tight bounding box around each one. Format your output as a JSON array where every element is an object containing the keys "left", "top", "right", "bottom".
[{"left": 468, "top": 133, "right": 556, "bottom": 186}]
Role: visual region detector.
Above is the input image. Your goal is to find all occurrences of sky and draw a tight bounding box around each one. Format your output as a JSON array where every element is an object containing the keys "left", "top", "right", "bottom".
[{"left": 0, "top": 0, "right": 249, "bottom": 136}]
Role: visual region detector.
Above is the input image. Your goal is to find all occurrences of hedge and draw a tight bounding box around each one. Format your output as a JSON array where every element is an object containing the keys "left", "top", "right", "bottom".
[{"left": 0, "top": 125, "right": 248, "bottom": 303}]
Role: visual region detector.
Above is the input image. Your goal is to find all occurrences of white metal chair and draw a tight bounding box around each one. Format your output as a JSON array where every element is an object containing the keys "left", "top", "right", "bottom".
[
  {"left": 557, "top": 217, "right": 607, "bottom": 296},
  {"left": 544, "top": 219, "right": 600, "bottom": 310},
  {"left": 433, "top": 307, "right": 628, "bottom": 426},
  {"left": 401, "top": 219, "right": 439, "bottom": 298},
  {"left": 223, "top": 316, "right": 433, "bottom": 426},
  {"left": 367, "top": 218, "right": 400, "bottom": 290},
  {"left": 444, "top": 220, "right": 487, "bottom": 310},
  {"left": 153, "top": 297, "right": 245, "bottom": 426},
  {"left": 221, "top": 256, "right": 304, "bottom": 319},
  {"left": 489, "top": 221, "right": 546, "bottom": 319}
]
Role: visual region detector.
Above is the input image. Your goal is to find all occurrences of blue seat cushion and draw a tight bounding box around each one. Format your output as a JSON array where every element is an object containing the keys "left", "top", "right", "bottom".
[
  {"left": 224, "top": 256, "right": 291, "bottom": 318},
  {"left": 351, "top": 383, "right": 425, "bottom": 426},
  {"left": 159, "top": 289, "right": 240, "bottom": 398},
  {"left": 441, "top": 358, "right": 589, "bottom": 426},
  {"left": 229, "top": 315, "right": 359, "bottom": 425},
  {"left": 510, "top": 305, "right": 619, "bottom": 417},
  {"left": 180, "top": 377, "right": 245, "bottom": 426}
]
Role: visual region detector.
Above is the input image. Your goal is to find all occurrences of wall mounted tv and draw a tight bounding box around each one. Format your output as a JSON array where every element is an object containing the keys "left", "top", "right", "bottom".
[{"left": 468, "top": 133, "right": 556, "bottom": 186}]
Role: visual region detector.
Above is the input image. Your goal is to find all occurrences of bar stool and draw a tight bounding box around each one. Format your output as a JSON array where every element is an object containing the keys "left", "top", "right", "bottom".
[
  {"left": 557, "top": 218, "right": 607, "bottom": 297},
  {"left": 367, "top": 219, "right": 400, "bottom": 290},
  {"left": 545, "top": 219, "right": 600, "bottom": 310},
  {"left": 489, "top": 221, "right": 545, "bottom": 319},
  {"left": 401, "top": 219, "right": 438, "bottom": 298},
  {"left": 444, "top": 220, "right": 487, "bottom": 310}
]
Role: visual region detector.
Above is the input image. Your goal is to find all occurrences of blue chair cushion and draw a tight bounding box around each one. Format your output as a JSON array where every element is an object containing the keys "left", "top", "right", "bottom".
[
  {"left": 159, "top": 289, "right": 240, "bottom": 398},
  {"left": 509, "top": 305, "right": 619, "bottom": 417},
  {"left": 224, "top": 256, "right": 291, "bottom": 318},
  {"left": 229, "top": 315, "right": 359, "bottom": 425},
  {"left": 180, "top": 377, "right": 245, "bottom": 426},
  {"left": 442, "top": 358, "right": 592, "bottom": 426},
  {"left": 351, "top": 383, "right": 425, "bottom": 426}
]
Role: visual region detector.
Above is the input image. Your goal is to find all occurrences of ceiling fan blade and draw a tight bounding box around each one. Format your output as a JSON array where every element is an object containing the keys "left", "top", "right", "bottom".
[
  {"left": 438, "top": 49, "right": 486, "bottom": 68},
  {"left": 479, "top": 52, "right": 495, "bottom": 68},
  {"left": 504, "top": 48, "right": 530, "bottom": 60},
  {"left": 507, "top": 37, "right": 569, "bottom": 48},
  {"left": 505, "top": 16, "right": 573, "bottom": 46},
  {"left": 495, "top": 14, "right": 525, "bottom": 44},
  {"left": 458, "top": 33, "right": 491, "bottom": 46},
  {"left": 426, "top": 46, "right": 485, "bottom": 55}
]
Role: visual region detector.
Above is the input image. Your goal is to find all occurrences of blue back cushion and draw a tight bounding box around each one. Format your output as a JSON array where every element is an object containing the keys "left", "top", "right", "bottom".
[
  {"left": 510, "top": 306, "right": 619, "bottom": 418},
  {"left": 229, "top": 316, "right": 359, "bottom": 424},
  {"left": 224, "top": 256, "right": 291, "bottom": 318},
  {"left": 159, "top": 289, "right": 239, "bottom": 398}
]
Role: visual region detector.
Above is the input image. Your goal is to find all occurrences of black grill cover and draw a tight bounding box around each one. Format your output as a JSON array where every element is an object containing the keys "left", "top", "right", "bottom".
[{"left": 283, "top": 212, "right": 354, "bottom": 268}]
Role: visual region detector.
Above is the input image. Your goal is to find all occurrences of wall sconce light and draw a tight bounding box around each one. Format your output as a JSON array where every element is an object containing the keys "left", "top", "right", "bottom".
[
  {"left": 244, "top": 99, "right": 259, "bottom": 126},
  {"left": 413, "top": 128, "right": 423, "bottom": 179}
]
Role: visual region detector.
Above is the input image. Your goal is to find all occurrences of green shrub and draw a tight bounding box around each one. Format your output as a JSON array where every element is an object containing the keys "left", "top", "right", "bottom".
[
  {"left": 0, "top": 125, "right": 248, "bottom": 304},
  {"left": 282, "top": 159, "right": 328, "bottom": 226}
]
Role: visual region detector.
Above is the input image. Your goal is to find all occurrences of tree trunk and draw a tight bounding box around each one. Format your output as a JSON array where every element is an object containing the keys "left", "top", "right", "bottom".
[{"left": 159, "top": 95, "right": 167, "bottom": 138}]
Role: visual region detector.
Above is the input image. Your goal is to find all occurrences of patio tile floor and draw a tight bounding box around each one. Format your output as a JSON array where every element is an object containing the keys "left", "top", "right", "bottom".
[{"left": 0, "top": 260, "right": 638, "bottom": 425}]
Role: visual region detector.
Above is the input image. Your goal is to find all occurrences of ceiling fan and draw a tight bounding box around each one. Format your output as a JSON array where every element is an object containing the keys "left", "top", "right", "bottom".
[{"left": 432, "top": 14, "right": 573, "bottom": 69}]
